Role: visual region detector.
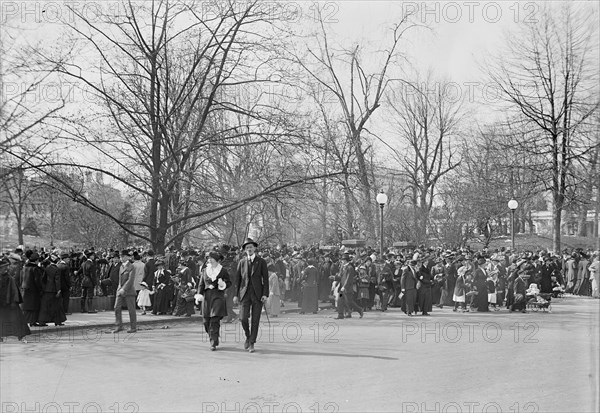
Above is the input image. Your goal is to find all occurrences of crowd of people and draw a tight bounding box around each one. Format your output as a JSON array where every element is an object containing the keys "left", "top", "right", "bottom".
[{"left": 1, "top": 241, "right": 598, "bottom": 345}]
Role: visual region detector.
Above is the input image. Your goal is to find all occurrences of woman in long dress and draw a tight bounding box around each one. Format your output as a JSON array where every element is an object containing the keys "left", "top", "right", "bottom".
[
  {"left": 565, "top": 254, "right": 578, "bottom": 293},
  {"left": 198, "top": 251, "right": 231, "bottom": 351},
  {"left": 575, "top": 253, "right": 591, "bottom": 296},
  {"left": 300, "top": 259, "right": 319, "bottom": 314},
  {"left": 266, "top": 264, "right": 281, "bottom": 317},
  {"left": 0, "top": 257, "right": 31, "bottom": 343},
  {"left": 21, "top": 252, "right": 44, "bottom": 326},
  {"left": 151, "top": 259, "right": 172, "bottom": 315}
]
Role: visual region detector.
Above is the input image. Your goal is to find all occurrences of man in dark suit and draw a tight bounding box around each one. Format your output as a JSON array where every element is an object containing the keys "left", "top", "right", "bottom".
[
  {"left": 143, "top": 250, "right": 156, "bottom": 310},
  {"left": 143, "top": 250, "right": 156, "bottom": 287},
  {"left": 113, "top": 249, "right": 137, "bottom": 333},
  {"left": 57, "top": 253, "right": 72, "bottom": 315},
  {"left": 401, "top": 255, "right": 419, "bottom": 316},
  {"left": 335, "top": 253, "right": 364, "bottom": 319},
  {"left": 106, "top": 252, "right": 121, "bottom": 296},
  {"left": 79, "top": 250, "right": 97, "bottom": 313},
  {"left": 234, "top": 238, "right": 269, "bottom": 353}
]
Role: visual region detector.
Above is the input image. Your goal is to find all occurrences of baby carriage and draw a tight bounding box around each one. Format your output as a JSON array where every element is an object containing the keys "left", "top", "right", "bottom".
[{"left": 525, "top": 283, "right": 552, "bottom": 312}]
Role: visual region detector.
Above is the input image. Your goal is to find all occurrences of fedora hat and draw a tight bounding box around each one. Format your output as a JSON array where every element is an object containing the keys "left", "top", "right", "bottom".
[{"left": 241, "top": 238, "right": 258, "bottom": 250}]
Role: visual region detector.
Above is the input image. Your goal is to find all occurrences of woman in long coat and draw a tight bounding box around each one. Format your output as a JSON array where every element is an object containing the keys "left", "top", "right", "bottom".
[
  {"left": 38, "top": 256, "right": 67, "bottom": 326},
  {"left": 151, "top": 259, "right": 172, "bottom": 315},
  {"left": 575, "top": 253, "right": 590, "bottom": 296},
  {"left": 0, "top": 257, "right": 31, "bottom": 342},
  {"left": 472, "top": 258, "right": 489, "bottom": 312},
  {"left": 417, "top": 263, "right": 433, "bottom": 315},
  {"left": 21, "top": 252, "right": 44, "bottom": 326},
  {"left": 198, "top": 251, "right": 231, "bottom": 351},
  {"left": 300, "top": 259, "right": 319, "bottom": 314}
]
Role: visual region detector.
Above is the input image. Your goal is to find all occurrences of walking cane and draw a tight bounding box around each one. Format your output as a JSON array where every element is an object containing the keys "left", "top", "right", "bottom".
[{"left": 262, "top": 300, "right": 271, "bottom": 328}]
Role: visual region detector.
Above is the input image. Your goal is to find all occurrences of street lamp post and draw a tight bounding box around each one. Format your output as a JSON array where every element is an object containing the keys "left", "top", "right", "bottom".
[
  {"left": 508, "top": 199, "right": 519, "bottom": 251},
  {"left": 376, "top": 190, "right": 388, "bottom": 261}
]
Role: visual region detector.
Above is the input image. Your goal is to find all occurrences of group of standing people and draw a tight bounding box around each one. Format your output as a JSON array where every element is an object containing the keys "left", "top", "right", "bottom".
[
  {"left": 2, "top": 240, "right": 598, "bottom": 346},
  {"left": 0, "top": 249, "right": 71, "bottom": 342}
]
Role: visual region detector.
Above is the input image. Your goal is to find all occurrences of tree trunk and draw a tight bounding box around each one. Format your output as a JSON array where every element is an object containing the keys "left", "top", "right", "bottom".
[
  {"left": 553, "top": 193, "right": 563, "bottom": 254},
  {"left": 155, "top": 196, "right": 169, "bottom": 254},
  {"left": 578, "top": 147, "right": 598, "bottom": 237},
  {"left": 595, "top": 183, "right": 600, "bottom": 250},
  {"left": 16, "top": 215, "right": 23, "bottom": 246},
  {"left": 352, "top": 132, "right": 375, "bottom": 239},
  {"left": 343, "top": 179, "right": 354, "bottom": 239},
  {"left": 321, "top": 178, "right": 328, "bottom": 241}
]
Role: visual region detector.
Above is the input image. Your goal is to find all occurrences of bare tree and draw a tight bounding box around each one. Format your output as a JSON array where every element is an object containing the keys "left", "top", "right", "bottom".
[
  {"left": 25, "top": 0, "right": 340, "bottom": 252},
  {"left": 0, "top": 167, "right": 40, "bottom": 245},
  {"left": 387, "top": 74, "right": 462, "bottom": 243},
  {"left": 291, "top": 9, "right": 416, "bottom": 240},
  {"left": 0, "top": 19, "right": 66, "bottom": 178},
  {"left": 486, "top": 3, "right": 600, "bottom": 253}
]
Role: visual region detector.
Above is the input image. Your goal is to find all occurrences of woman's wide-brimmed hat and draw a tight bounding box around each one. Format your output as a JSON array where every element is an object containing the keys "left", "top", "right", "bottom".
[
  {"left": 241, "top": 238, "right": 258, "bottom": 250},
  {"left": 208, "top": 250, "right": 224, "bottom": 262}
]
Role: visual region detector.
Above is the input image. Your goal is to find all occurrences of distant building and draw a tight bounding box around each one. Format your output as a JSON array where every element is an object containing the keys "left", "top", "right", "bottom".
[{"left": 531, "top": 209, "right": 597, "bottom": 236}]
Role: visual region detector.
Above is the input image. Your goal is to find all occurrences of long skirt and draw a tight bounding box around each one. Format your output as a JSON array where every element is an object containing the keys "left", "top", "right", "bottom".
[
  {"left": 301, "top": 286, "right": 318, "bottom": 313},
  {"left": 38, "top": 292, "right": 67, "bottom": 324},
  {"left": 576, "top": 278, "right": 591, "bottom": 296},
  {"left": 266, "top": 294, "right": 281, "bottom": 316},
  {"left": 0, "top": 303, "right": 31, "bottom": 339},
  {"left": 152, "top": 287, "right": 171, "bottom": 314},
  {"left": 174, "top": 295, "right": 195, "bottom": 316},
  {"left": 418, "top": 287, "right": 433, "bottom": 313}
]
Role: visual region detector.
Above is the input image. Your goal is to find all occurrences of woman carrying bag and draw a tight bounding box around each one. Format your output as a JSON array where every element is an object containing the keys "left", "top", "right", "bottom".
[{"left": 198, "top": 251, "right": 231, "bottom": 351}]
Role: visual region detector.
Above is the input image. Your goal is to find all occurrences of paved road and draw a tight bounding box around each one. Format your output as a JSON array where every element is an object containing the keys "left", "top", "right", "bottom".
[{"left": 1, "top": 296, "right": 598, "bottom": 413}]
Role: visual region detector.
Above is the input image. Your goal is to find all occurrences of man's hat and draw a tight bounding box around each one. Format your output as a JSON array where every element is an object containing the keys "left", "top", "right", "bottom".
[
  {"left": 242, "top": 238, "right": 258, "bottom": 250},
  {"left": 121, "top": 249, "right": 132, "bottom": 257},
  {"left": 341, "top": 253, "right": 351, "bottom": 261}
]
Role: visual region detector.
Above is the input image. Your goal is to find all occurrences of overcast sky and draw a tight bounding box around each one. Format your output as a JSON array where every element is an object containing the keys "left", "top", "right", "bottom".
[{"left": 2, "top": 1, "right": 598, "bottom": 152}]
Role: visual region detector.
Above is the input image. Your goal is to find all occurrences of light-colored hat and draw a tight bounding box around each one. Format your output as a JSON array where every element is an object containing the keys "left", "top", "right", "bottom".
[{"left": 526, "top": 283, "right": 540, "bottom": 295}]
